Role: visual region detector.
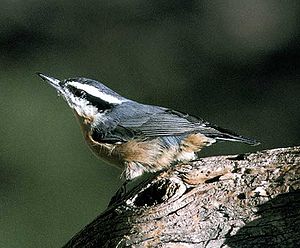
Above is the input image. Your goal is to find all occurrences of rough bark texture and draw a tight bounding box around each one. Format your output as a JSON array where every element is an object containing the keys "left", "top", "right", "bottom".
[{"left": 63, "top": 146, "right": 300, "bottom": 248}]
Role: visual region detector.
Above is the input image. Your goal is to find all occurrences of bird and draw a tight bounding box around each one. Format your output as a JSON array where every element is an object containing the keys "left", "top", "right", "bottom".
[{"left": 37, "top": 73, "right": 259, "bottom": 181}]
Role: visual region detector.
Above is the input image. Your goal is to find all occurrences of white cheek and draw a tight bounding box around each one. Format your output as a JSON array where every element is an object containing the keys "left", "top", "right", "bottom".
[{"left": 66, "top": 95, "right": 98, "bottom": 117}]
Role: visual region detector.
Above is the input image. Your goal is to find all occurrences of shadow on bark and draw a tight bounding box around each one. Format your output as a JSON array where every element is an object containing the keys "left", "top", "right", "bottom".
[{"left": 225, "top": 191, "right": 300, "bottom": 247}]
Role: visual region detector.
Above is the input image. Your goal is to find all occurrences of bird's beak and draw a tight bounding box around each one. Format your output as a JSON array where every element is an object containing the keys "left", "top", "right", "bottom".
[{"left": 37, "top": 73, "right": 63, "bottom": 93}]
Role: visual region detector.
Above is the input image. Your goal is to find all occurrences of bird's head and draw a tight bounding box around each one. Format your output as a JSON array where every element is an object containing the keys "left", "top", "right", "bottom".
[{"left": 37, "top": 73, "right": 128, "bottom": 122}]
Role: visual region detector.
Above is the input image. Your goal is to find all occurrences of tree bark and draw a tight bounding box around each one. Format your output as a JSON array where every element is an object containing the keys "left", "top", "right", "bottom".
[{"left": 63, "top": 146, "right": 300, "bottom": 248}]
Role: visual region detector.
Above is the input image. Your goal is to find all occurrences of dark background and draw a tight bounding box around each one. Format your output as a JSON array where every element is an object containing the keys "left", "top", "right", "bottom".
[{"left": 0, "top": 1, "right": 299, "bottom": 247}]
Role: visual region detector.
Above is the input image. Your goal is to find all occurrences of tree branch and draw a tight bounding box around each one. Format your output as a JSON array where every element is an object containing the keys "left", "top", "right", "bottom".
[{"left": 63, "top": 146, "right": 300, "bottom": 248}]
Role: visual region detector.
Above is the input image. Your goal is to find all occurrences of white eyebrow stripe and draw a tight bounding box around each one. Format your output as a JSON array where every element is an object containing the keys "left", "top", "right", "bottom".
[{"left": 68, "top": 81, "right": 126, "bottom": 104}]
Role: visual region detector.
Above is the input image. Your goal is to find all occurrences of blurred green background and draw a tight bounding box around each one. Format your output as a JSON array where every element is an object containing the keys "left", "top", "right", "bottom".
[{"left": 0, "top": 1, "right": 299, "bottom": 247}]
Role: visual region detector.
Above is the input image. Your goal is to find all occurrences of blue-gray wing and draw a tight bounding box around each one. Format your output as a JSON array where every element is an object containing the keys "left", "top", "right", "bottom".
[
  {"left": 93, "top": 102, "right": 258, "bottom": 145},
  {"left": 119, "top": 109, "right": 203, "bottom": 136}
]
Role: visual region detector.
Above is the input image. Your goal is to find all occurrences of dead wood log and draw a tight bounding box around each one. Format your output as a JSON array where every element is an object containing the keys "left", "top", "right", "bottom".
[{"left": 63, "top": 146, "right": 300, "bottom": 248}]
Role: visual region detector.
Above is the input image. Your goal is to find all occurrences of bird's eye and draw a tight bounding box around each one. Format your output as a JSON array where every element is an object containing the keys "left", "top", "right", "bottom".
[
  {"left": 74, "top": 89, "right": 86, "bottom": 98},
  {"left": 67, "top": 85, "right": 86, "bottom": 98}
]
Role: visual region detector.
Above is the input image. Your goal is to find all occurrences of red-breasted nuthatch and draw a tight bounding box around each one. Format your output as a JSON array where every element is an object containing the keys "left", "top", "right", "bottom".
[{"left": 38, "top": 73, "right": 259, "bottom": 180}]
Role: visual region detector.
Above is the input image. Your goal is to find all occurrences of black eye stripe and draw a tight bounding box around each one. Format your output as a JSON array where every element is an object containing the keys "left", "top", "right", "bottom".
[
  {"left": 68, "top": 85, "right": 85, "bottom": 97},
  {"left": 67, "top": 85, "right": 113, "bottom": 111},
  {"left": 85, "top": 94, "right": 114, "bottom": 111}
]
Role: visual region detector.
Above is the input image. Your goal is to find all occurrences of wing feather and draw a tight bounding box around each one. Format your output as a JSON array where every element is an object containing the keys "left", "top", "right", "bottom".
[{"left": 91, "top": 102, "right": 259, "bottom": 145}]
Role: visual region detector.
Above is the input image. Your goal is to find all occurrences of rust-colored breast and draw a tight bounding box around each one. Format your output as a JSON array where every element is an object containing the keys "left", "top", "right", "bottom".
[
  {"left": 84, "top": 132, "right": 121, "bottom": 167},
  {"left": 84, "top": 130, "right": 179, "bottom": 172},
  {"left": 76, "top": 114, "right": 214, "bottom": 175}
]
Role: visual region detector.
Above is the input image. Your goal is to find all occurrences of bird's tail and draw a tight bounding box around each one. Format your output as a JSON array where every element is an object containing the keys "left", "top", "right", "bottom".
[
  {"left": 207, "top": 125, "right": 260, "bottom": 146},
  {"left": 215, "top": 134, "right": 260, "bottom": 145}
]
